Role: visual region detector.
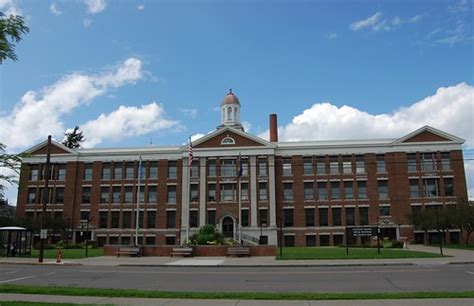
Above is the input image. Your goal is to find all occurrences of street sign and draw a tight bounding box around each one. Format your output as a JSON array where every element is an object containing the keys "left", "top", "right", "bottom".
[
  {"left": 347, "top": 226, "right": 377, "bottom": 237},
  {"left": 40, "top": 229, "right": 48, "bottom": 239}
]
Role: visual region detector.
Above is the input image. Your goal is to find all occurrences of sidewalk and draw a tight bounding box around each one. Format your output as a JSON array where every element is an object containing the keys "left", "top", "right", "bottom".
[
  {"left": 1, "top": 293, "right": 473, "bottom": 306},
  {"left": 0, "top": 245, "right": 472, "bottom": 267}
]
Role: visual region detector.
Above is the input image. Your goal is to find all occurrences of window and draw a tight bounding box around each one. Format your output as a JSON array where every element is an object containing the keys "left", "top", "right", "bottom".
[
  {"left": 58, "top": 165, "right": 66, "bottom": 181},
  {"left": 357, "top": 181, "right": 367, "bottom": 199},
  {"left": 355, "top": 155, "right": 365, "bottom": 174},
  {"left": 376, "top": 155, "right": 386, "bottom": 173},
  {"left": 111, "top": 212, "right": 120, "bottom": 228},
  {"left": 259, "top": 182, "right": 268, "bottom": 201},
  {"left": 99, "top": 212, "right": 108, "bottom": 228},
  {"left": 410, "top": 179, "right": 420, "bottom": 198},
  {"left": 283, "top": 183, "right": 293, "bottom": 201},
  {"left": 344, "top": 181, "right": 354, "bottom": 200},
  {"left": 318, "top": 182, "right": 327, "bottom": 200},
  {"left": 189, "top": 211, "right": 198, "bottom": 227},
  {"left": 241, "top": 183, "right": 249, "bottom": 201},
  {"left": 380, "top": 206, "right": 390, "bottom": 216},
  {"left": 138, "top": 188, "right": 144, "bottom": 204},
  {"left": 282, "top": 158, "right": 292, "bottom": 176},
  {"left": 319, "top": 208, "right": 328, "bottom": 226},
  {"left": 303, "top": 157, "right": 313, "bottom": 175},
  {"left": 304, "top": 182, "right": 314, "bottom": 201},
  {"left": 320, "top": 235, "right": 330, "bottom": 246},
  {"left": 84, "top": 163, "right": 93, "bottom": 180},
  {"left": 220, "top": 183, "right": 236, "bottom": 201},
  {"left": 190, "top": 160, "right": 199, "bottom": 178},
  {"left": 444, "top": 178, "right": 454, "bottom": 196},
  {"left": 148, "top": 161, "right": 158, "bottom": 179},
  {"left": 124, "top": 186, "right": 133, "bottom": 203},
  {"left": 41, "top": 165, "right": 53, "bottom": 180},
  {"left": 208, "top": 159, "right": 216, "bottom": 177},
  {"left": 258, "top": 209, "right": 268, "bottom": 226},
  {"left": 114, "top": 163, "right": 123, "bottom": 180},
  {"left": 258, "top": 159, "right": 267, "bottom": 176},
  {"left": 167, "top": 185, "right": 177, "bottom": 203},
  {"left": 359, "top": 207, "right": 369, "bottom": 225},
  {"left": 82, "top": 187, "right": 91, "bottom": 204},
  {"left": 305, "top": 208, "right": 315, "bottom": 226},
  {"left": 424, "top": 178, "right": 440, "bottom": 197},
  {"left": 221, "top": 159, "right": 236, "bottom": 177},
  {"left": 306, "top": 235, "right": 316, "bottom": 247},
  {"left": 345, "top": 208, "right": 355, "bottom": 225},
  {"left": 112, "top": 186, "right": 121, "bottom": 203},
  {"left": 147, "top": 186, "right": 157, "bottom": 203},
  {"left": 29, "top": 165, "right": 38, "bottom": 181},
  {"left": 421, "top": 153, "right": 436, "bottom": 172},
  {"left": 168, "top": 161, "right": 177, "bottom": 179},
  {"left": 317, "top": 157, "right": 326, "bottom": 175},
  {"left": 145, "top": 236, "right": 156, "bottom": 245},
  {"left": 166, "top": 211, "right": 176, "bottom": 228},
  {"left": 441, "top": 152, "right": 451, "bottom": 171},
  {"left": 208, "top": 210, "right": 216, "bottom": 225},
  {"left": 122, "top": 211, "right": 132, "bottom": 228},
  {"left": 330, "top": 156, "right": 339, "bottom": 174},
  {"left": 102, "top": 163, "right": 110, "bottom": 180},
  {"left": 378, "top": 180, "right": 389, "bottom": 199},
  {"left": 342, "top": 156, "right": 352, "bottom": 174},
  {"left": 125, "top": 162, "right": 134, "bottom": 179},
  {"left": 208, "top": 184, "right": 216, "bottom": 202},
  {"left": 147, "top": 211, "right": 156, "bottom": 228},
  {"left": 55, "top": 187, "right": 64, "bottom": 203},
  {"left": 190, "top": 184, "right": 199, "bottom": 202},
  {"left": 284, "top": 209, "right": 294, "bottom": 227},
  {"left": 407, "top": 153, "right": 417, "bottom": 172},
  {"left": 334, "top": 234, "right": 344, "bottom": 246},
  {"left": 165, "top": 236, "right": 176, "bottom": 245},
  {"left": 221, "top": 136, "right": 235, "bottom": 145},
  {"left": 27, "top": 188, "right": 36, "bottom": 204},
  {"left": 332, "top": 208, "right": 341, "bottom": 226},
  {"left": 284, "top": 235, "right": 295, "bottom": 247},
  {"left": 241, "top": 158, "right": 249, "bottom": 176},
  {"left": 330, "top": 181, "right": 340, "bottom": 200}
]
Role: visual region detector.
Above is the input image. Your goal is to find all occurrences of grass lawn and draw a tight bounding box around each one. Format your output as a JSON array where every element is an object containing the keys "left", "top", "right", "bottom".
[
  {"left": 0, "top": 302, "right": 107, "bottom": 306},
  {"left": 23, "top": 248, "right": 103, "bottom": 259},
  {"left": 277, "top": 247, "right": 445, "bottom": 260},
  {"left": 0, "top": 284, "right": 472, "bottom": 300}
]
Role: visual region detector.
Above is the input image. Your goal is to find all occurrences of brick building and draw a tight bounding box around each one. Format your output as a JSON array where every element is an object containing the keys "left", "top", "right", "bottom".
[{"left": 16, "top": 90, "right": 468, "bottom": 247}]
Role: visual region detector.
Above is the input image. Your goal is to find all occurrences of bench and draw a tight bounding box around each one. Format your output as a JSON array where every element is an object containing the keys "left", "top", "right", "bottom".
[
  {"left": 171, "top": 247, "right": 193, "bottom": 257},
  {"left": 226, "top": 247, "right": 250, "bottom": 257},
  {"left": 117, "top": 247, "right": 141, "bottom": 257}
]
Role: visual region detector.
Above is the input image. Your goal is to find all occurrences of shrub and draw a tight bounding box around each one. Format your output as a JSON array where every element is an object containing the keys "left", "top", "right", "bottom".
[
  {"left": 188, "top": 225, "right": 224, "bottom": 245},
  {"left": 390, "top": 240, "right": 405, "bottom": 248}
]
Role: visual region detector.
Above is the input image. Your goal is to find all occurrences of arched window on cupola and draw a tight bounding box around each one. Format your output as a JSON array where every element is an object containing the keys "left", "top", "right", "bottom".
[{"left": 227, "top": 107, "right": 232, "bottom": 121}]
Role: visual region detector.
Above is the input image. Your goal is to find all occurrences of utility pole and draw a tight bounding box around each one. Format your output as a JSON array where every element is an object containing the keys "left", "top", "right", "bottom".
[{"left": 38, "top": 136, "right": 51, "bottom": 263}]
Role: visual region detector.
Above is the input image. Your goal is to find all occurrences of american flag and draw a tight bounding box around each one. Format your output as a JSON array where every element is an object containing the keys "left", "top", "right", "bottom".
[
  {"left": 237, "top": 153, "right": 243, "bottom": 177},
  {"left": 188, "top": 136, "right": 193, "bottom": 167}
]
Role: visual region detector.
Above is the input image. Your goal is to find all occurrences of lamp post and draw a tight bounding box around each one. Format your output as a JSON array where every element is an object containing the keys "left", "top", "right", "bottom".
[{"left": 38, "top": 136, "right": 52, "bottom": 264}]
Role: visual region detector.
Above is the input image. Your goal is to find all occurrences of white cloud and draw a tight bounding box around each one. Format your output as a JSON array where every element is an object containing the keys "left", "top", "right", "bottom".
[
  {"left": 326, "top": 33, "right": 338, "bottom": 39},
  {"left": 85, "top": 0, "right": 106, "bottom": 14},
  {"left": 190, "top": 133, "right": 205, "bottom": 142},
  {"left": 83, "top": 18, "right": 93, "bottom": 28},
  {"left": 137, "top": 4, "right": 144, "bottom": 11},
  {"left": 0, "top": 57, "right": 144, "bottom": 150},
  {"left": 449, "top": 0, "right": 470, "bottom": 13},
  {"left": 258, "top": 83, "right": 474, "bottom": 199},
  {"left": 0, "top": 0, "right": 23, "bottom": 16},
  {"left": 465, "top": 159, "right": 474, "bottom": 200},
  {"left": 50, "top": 3, "right": 62, "bottom": 16},
  {"left": 409, "top": 14, "right": 423, "bottom": 23},
  {"left": 81, "top": 103, "right": 180, "bottom": 148},
  {"left": 178, "top": 108, "right": 198, "bottom": 118},
  {"left": 350, "top": 12, "right": 382, "bottom": 31},
  {"left": 242, "top": 121, "right": 252, "bottom": 132}
]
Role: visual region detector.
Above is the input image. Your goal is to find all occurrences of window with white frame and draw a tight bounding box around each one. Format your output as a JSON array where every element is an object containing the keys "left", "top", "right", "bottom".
[{"left": 220, "top": 183, "right": 236, "bottom": 201}]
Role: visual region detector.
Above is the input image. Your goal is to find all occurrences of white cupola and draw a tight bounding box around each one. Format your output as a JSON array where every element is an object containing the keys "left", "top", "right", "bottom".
[{"left": 218, "top": 89, "right": 244, "bottom": 131}]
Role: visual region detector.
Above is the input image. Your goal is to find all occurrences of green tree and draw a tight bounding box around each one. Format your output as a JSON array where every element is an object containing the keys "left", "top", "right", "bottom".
[
  {"left": 0, "top": 143, "right": 22, "bottom": 200},
  {"left": 62, "top": 126, "right": 85, "bottom": 149},
  {"left": 454, "top": 199, "right": 474, "bottom": 247},
  {"left": 0, "top": 12, "right": 29, "bottom": 63}
]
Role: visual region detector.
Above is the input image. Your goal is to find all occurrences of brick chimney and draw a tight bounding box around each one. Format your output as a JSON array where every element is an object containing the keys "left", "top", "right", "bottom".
[{"left": 269, "top": 114, "right": 278, "bottom": 142}]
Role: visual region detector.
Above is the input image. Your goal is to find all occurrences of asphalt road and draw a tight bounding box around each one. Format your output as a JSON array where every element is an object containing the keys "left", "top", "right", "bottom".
[{"left": 0, "top": 264, "right": 473, "bottom": 293}]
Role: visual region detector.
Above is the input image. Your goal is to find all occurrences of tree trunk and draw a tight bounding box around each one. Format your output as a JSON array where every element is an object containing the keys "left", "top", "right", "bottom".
[
  {"left": 465, "top": 230, "right": 472, "bottom": 248},
  {"left": 438, "top": 229, "right": 443, "bottom": 256}
]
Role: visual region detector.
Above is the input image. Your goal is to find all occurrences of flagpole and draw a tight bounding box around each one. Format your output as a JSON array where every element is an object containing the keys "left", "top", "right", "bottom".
[
  {"left": 238, "top": 153, "right": 242, "bottom": 245},
  {"left": 135, "top": 155, "right": 142, "bottom": 247},
  {"left": 187, "top": 136, "right": 192, "bottom": 245}
]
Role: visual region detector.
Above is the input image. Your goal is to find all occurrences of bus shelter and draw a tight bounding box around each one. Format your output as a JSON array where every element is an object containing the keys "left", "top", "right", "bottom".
[{"left": 0, "top": 226, "right": 32, "bottom": 257}]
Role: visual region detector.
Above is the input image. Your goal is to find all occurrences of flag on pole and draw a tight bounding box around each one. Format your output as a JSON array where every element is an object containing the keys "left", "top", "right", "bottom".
[
  {"left": 237, "top": 153, "right": 243, "bottom": 177},
  {"left": 188, "top": 136, "right": 193, "bottom": 167},
  {"left": 138, "top": 155, "right": 143, "bottom": 180}
]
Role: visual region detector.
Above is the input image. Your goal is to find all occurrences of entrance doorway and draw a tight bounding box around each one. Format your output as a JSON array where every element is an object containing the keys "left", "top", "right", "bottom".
[{"left": 222, "top": 217, "right": 234, "bottom": 238}]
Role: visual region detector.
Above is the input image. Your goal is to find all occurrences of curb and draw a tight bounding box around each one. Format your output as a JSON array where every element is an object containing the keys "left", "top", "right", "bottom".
[
  {"left": 117, "top": 262, "right": 415, "bottom": 268},
  {"left": 0, "top": 261, "right": 83, "bottom": 266}
]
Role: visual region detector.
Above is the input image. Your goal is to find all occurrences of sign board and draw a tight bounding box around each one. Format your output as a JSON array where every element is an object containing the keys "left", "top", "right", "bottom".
[
  {"left": 40, "top": 229, "right": 48, "bottom": 239},
  {"left": 347, "top": 226, "right": 377, "bottom": 237}
]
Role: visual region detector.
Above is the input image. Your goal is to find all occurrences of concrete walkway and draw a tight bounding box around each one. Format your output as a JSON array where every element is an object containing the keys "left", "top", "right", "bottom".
[
  {"left": 0, "top": 294, "right": 473, "bottom": 306},
  {"left": 0, "top": 245, "right": 472, "bottom": 267}
]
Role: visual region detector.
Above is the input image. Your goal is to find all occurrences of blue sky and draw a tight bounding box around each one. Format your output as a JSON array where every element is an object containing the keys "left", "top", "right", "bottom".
[{"left": 0, "top": 0, "right": 473, "bottom": 201}]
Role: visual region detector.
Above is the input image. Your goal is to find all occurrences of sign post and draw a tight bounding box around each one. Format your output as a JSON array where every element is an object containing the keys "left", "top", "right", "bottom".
[{"left": 346, "top": 226, "right": 378, "bottom": 256}]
